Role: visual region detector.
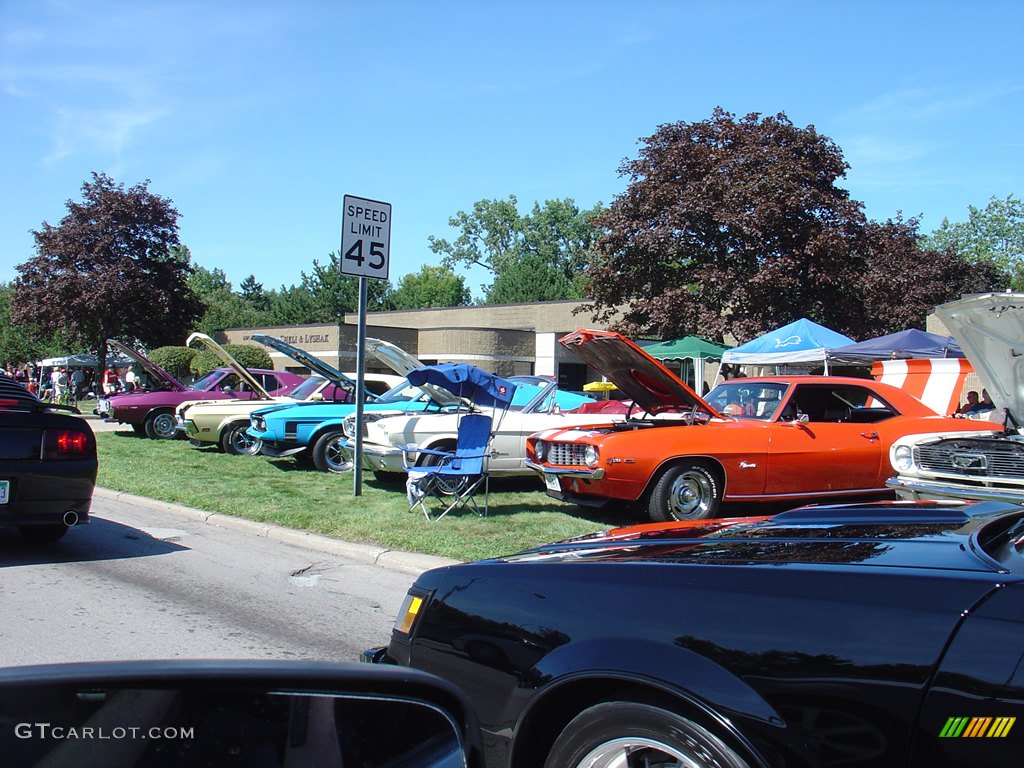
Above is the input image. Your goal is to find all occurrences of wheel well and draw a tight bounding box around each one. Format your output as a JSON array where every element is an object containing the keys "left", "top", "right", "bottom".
[
  {"left": 309, "top": 424, "right": 345, "bottom": 446},
  {"left": 415, "top": 438, "right": 456, "bottom": 464},
  {"left": 510, "top": 677, "right": 757, "bottom": 768},
  {"left": 641, "top": 456, "right": 726, "bottom": 503}
]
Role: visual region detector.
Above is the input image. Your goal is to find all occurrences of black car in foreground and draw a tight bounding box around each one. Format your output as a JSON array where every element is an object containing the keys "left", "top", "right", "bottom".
[
  {"left": 0, "top": 374, "right": 96, "bottom": 541},
  {"left": 366, "top": 500, "right": 1024, "bottom": 768}
]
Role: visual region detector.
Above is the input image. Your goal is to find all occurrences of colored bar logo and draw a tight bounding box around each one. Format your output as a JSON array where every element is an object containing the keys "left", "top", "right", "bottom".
[{"left": 940, "top": 716, "right": 1015, "bottom": 738}]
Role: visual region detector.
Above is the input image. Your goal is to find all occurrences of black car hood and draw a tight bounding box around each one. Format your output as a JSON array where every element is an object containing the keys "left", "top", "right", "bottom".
[
  {"left": 500, "top": 501, "right": 1022, "bottom": 573},
  {"left": 560, "top": 329, "right": 718, "bottom": 416}
]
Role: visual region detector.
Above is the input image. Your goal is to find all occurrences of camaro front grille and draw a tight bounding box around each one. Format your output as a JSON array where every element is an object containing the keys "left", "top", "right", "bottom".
[
  {"left": 545, "top": 442, "right": 588, "bottom": 466},
  {"left": 915, "top": 439, "right": 1024, "bottom": 480}
]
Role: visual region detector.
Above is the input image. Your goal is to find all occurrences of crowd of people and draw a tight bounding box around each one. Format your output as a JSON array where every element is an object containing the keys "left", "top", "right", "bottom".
[{"left": 0, "top": 362, "right": 143, "bottom": 402}]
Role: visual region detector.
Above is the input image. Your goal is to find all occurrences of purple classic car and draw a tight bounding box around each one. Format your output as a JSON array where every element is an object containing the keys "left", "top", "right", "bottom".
[{"left": 94, "top": 339, "right": 306, "bottom": 439}]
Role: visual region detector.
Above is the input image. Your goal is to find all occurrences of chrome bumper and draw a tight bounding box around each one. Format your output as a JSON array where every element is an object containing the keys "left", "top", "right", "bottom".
[
  {"left": 886, "top": 476, "right": 1024, "bottom": 504},
  {"left": 525, "top": 460, "right": 605, "bottom": 480},
  {"left": 340, "top": 439, "right": 405, "bottom": 473}
]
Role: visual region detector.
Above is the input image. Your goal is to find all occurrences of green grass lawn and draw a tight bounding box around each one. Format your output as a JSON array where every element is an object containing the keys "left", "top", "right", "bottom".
[{"left": 95, "top": 431, "right": 625, "bottom": 562}]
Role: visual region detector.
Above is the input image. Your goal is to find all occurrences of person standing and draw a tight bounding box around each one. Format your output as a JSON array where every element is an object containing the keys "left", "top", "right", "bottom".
[
  {"left": 103, "top": 367, "right": 120, "bottom": 395},
  {"left": 70, "top": 367, "right": 85, "bottom": 399}
]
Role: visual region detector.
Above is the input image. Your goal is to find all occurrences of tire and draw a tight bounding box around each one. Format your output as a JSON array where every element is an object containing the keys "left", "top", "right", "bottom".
[
  {"left": 220, "top": 423, "right": 261, "bottom": 456},
  {"left": 144, "top": 410, "right": 178, "bottom": 440},
  {"left": 648, "top": 462, "right": 721, "bottom": 522},
  {"left": 544, "top": 701, "right": 749, "bottom": 768},
  {"left": 19, "top": 524, "right": 69, "bottom": 543},
  {"left": 311, "top": 431, "right": 352, "bottom": 473}
]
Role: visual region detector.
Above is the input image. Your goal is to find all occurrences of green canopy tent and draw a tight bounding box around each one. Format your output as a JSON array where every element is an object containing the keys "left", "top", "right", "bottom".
[{"left": 641, "top": 336, "right": 732, "bottom": 394}]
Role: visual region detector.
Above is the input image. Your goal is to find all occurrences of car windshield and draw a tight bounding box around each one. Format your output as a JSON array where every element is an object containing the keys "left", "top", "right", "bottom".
[
  {"left": 188, "top": 370, "right": 224, "bottom": 391},
  {"left": 374, "top": 381, "right": 428, "bottom": 404},
  {"left": 289, "top": 375, "right": 332, "bottom": 400},
  {"left": 706, "top": 381, "right": 789, "bottom": 420}
]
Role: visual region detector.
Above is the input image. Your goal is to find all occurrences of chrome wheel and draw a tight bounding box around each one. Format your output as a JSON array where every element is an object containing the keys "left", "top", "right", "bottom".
[
  {"left": 222, "top": 424, "right": 261, "bottom": 456},
  {"left": 145, "top": 410, "right": 178, "bottom": 440},
  {"left": 648, "top": 463, "right": 720, "bottom": 522},
  {"left": 573, "top": 736, "right": 704, "bottom": 767},
  {"left": 545, "top": 702, "right": 748, "bottom": 768},
  {"left": 312, "top": 431, "right": 353, "bottom": 473}
]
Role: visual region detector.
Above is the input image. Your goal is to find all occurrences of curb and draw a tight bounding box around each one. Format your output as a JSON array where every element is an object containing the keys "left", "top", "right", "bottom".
[{"left": 93, "top": 487, "right": 462, "bottom": 576}]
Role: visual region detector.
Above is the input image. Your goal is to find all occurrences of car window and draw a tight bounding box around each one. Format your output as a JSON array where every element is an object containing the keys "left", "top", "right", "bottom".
[
  {"left": 190, "top": 370, "right": 224, "bottom": 391},
  {"left": 781, "top": 384, "right": 898, "bottom": 423}
]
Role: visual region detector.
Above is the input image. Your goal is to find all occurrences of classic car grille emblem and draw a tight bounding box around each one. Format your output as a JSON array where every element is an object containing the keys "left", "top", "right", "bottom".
[{"left": 951, "top": 453, "right": 987, "bottom": 471}]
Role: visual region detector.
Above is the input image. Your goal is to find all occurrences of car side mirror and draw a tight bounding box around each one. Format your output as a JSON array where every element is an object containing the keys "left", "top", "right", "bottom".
[{"left": 0, "top": 660, "right": 482, "bottom": 767}]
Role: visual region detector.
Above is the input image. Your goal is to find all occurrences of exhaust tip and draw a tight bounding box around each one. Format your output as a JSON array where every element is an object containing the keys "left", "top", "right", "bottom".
[{"left": 63, "top": 510, "right": 80, "bottom": 527}]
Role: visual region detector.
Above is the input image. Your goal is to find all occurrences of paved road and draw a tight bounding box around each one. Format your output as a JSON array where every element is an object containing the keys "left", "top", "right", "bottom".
[{"left": 0, "top": 491, "right": 439, "bottom": 668}]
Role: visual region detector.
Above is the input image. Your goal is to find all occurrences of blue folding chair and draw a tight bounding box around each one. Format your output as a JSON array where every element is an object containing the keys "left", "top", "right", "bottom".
[{"left": 402, "top": 413, "right": 493, "bottom": 521}]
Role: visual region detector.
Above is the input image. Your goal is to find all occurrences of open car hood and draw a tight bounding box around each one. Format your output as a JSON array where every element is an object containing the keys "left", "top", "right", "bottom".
[
  {"left": 187, "top": 332, "right": 274, "bottom": 399},
  {"left": 250, "top": 334, "right": 358, "bottom": 397},
  {"left": 560, "top": 329, "right": 720, "bottom": 416},
  {"left": 106, "top": 339, "right": 185, "bottom": 391},
  {"left": 936, "top": 292, "right": 1024, "bottom": 424},
  {"left": 365, "top": 338, "right": 462, "bottom": 408}
]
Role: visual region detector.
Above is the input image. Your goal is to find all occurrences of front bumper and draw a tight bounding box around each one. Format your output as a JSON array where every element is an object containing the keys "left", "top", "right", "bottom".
[
  {"left": 887, "top": 476, "right": 1024, "bottom": 504},
  {"left": 341, "top": 439, "right": 405, "bottom": 473},
  {"left": 257, "top": 441, "right": 307, "bottom": 458}
]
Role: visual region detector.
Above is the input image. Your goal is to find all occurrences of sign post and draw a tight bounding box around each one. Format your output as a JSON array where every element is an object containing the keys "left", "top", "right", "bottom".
[{"left": 341, "top": 195, "right": 391, "bottom": 496}]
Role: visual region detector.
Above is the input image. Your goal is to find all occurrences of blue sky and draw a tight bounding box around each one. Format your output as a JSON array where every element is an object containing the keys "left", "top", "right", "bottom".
[{"left": 2, "top": 1, "right": 1021, "bottom": 299}]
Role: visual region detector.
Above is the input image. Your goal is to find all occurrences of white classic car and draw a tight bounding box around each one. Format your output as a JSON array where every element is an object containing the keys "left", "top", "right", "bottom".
[
  {"left": 340, "top": 380, "right": 622, "bottom": 483},
  {"left": 176, "top": 333, "right": 401, "bottom": 455},
  {"left": 888, "top": 292, "right": 1023, "bottom": 502}
]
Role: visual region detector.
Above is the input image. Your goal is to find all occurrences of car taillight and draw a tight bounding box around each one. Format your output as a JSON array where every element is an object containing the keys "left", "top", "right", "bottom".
[{"left": 43, "top": 429, "right": 93, "bottom": 459}]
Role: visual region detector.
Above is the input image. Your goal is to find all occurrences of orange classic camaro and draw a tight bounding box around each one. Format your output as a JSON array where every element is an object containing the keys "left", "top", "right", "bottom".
[{"left": 526, "top": 329, "right": 1003, "bottom": 521}]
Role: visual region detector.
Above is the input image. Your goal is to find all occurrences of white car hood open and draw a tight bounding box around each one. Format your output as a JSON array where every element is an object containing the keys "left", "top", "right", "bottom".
[
  {"left": 187, "top": 332, "right": 274, "bottom": 399},
  {"left": 936, "top": 292, "right": 1024, "bottom": 426}
]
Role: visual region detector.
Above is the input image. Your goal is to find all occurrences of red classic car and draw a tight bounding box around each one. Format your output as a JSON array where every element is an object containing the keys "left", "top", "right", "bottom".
[{"left": 526, "top": 329, "right": 1003, "bottom": 521}]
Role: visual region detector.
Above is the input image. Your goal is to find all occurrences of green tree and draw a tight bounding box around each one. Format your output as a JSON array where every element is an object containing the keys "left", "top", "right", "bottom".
[
  {"left": 240, "top": 274, "right": 271, "bottom": 312},
  {"left": 189, "top": 265, "right": 268, "bottom": 334},
  {"left": 922, "top": 194, "right": 1023, "bottom": 289},
  {"left": 11, "top": 173, "right": 203, "bottom": 371},
  {"left": 0, "top": 282, "right": 64, "bottom": 366},
  {"left": 390, "top": 265, "right": 471, "bottom": 309},
  {"left": 299, "top": 253, "right": 392, "bottom": 320},
  {"left": 429, "top": 195, "right": 603, "bottom": 304},
  {"left": 189, "top": 343, "right": 272, "bottom": 377},
  {"left": 147, "top": 345, "right": 197, "bottom": 380}
]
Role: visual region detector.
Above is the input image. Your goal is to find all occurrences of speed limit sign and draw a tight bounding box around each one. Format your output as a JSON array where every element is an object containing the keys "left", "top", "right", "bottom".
[{"left": 341, "top": 195, "right": 391, "bottom": 280}]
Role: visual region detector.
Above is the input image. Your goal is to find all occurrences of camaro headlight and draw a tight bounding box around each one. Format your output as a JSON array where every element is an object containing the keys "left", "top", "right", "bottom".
[
  {"left": 534, "top": 441, "right": 548, "bottom": 462},
  {"left": 892, "top": 444, "right": 914, "bottom": 473},
  {"left": 584, "top": 444, "right": 600, "bottom": 469}
]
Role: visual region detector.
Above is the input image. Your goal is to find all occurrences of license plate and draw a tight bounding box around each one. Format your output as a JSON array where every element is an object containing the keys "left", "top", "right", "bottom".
[
  {"left": 544, "top": 473, "right": 561, "bottom": 493},
  {"left": 0, "top": 480, "right": 9, "bottom": 504}
]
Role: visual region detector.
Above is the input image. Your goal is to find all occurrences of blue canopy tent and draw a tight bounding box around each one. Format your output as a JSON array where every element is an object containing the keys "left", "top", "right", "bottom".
[
  {"left": 828, "top": 329, "right": 963, "bottom": 364},
  {"left": 720, "top": 318, "right": 854, "bottom": 375}
]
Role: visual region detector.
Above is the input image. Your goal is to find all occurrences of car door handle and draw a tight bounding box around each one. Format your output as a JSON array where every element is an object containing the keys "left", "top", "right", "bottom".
[{"left": 860, "top": 432, "right": 879, "bottom": 441}]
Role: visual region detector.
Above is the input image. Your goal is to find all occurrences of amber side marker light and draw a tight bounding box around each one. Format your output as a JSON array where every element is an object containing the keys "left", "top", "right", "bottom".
[{"left": 395, "top": 593, "right": 424, "bottom": 635}]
